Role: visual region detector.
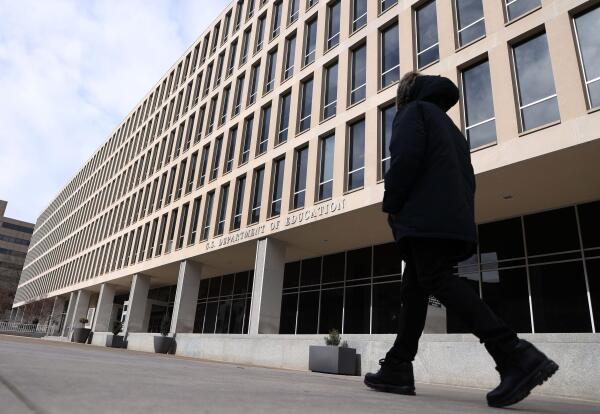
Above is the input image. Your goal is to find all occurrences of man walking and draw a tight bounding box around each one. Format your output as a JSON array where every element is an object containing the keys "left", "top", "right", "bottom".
[{"left": 364, "top": 72, "right": 558, "bottom": 408}]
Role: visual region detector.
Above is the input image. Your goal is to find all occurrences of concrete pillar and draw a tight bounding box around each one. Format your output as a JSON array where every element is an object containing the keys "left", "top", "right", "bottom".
[
  {"left": 92, "top": 283, "right": 116, "bottom": 333},
  {"left": 123, "top": 274, "right": 150, "bottom": 335},
  {"left": 68, "top": 290, "right": 91, "bottom": 337},
  {"left": 170, "top": 260, "right": 202, "bottom": 334},
  {"left": 61, "top": 292, "right": 76, "bottom": 337},
  {"left": 248, "top": 238, "right": 286, "bottom": 334}
]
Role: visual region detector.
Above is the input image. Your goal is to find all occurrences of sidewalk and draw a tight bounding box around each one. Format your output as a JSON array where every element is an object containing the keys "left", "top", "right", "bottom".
[{"left": 0, "top": 334, "right": 597, "bottom": 414}]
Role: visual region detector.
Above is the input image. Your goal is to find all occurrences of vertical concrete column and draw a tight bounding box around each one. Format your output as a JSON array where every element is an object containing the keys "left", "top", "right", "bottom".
[
  {"left": 68, "top": 290, "right": 91, "bottom": 337},
  {"left": 61, "top": 292, "right": 76, "bottom": 336},
  {"left": 92, "top": 283, "right": 116, "bottom": 333},
  {"left": 123, "top": 274, "right": 151, "bottom": 335},
  {"left": 170, "top": 260, "right": 203, "bottom": 334},
  {"left": 249, "top": 237, "right": 286, "bottom": 334}
]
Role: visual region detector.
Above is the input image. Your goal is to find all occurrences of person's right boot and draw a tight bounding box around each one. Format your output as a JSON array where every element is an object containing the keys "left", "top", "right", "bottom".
[
  {"left": 486, "top": 339, "right": 559, "bottom": 408},
  {"left": 364, "top": 356, "right": 416, "bottom": 395}
]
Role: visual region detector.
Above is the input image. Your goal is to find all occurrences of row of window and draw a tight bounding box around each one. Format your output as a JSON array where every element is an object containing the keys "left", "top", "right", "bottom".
[
  {"left": 1, "top": 222, "right": 34, "bottom": 234},
  {"left": 0, "top": 234, "right": 31, "bottom": 247}
]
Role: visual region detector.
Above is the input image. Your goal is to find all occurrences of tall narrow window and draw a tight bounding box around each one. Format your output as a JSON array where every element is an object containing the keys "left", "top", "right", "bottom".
[
  {"left": 195, "top": 105, "right": 206, "bottom": 142},
  {"left": 248, "top": 63, "right": 260, "bottom": 106},
  {"left": 211, "top": 24, "right": 221, "bottom": 54},
  {"left": 292, "top": 146, "right": 308, "bottom": 209},
  {"left": 231, "top": 175, "right": 246, "bottom": 230},
  {"left": 156, "top": 214, "right": 168, "bottom": 256},
  {"left": 283, "top": 33, "right": 296, "bottom": 80},
  {"left": 192, "top": 73, "right": 203, "bottom": 106},
  {"left": 233, "top": 75, "right": 245, "bottom": 116},
  {"left": 227, "top": 40, "right": 238, "bottom": 77},
  {"left": 455, "top": 0, "right": 485, "bottom": 47},
  {"left": 318, "top": 134, "right": 335, "bottom": 200},
  {"left": 289, "top": 0, "right": 299, "bottom": 24},
  {"left": 350, "top": 44, "right": 366, "bottom": 104},
  {"left": 574, "top": 6, "right": 600, "bottom": 109},
  {"left": 352, "top": 0, "right": 367, "bottom": 32},
  {"left": 265, "top": 49, "right": 278, "bottom": 93},
  {"left": 257, "top": 104, "right": 272, "bottom": 154},
  {"left": 188, "top": 196, "right": 201, "bottom": 245},
  {"left": 198, "top": 144, "right": 210, "bottom": 187},
  {"left": 270, "top": 158, "right": 285, "bottom": 217},
  {"left": 166, "top": 208, "right": 179, "bottom": 253},
  {"left": 326, "top": 1, "right": 341, "bottom": 50},
  {"left": 250, "top": 167, "right": 265, "bottom": 224},
  {"left": 240, "top": 116, "right": 254, "bottom": 164},
  {"left": 511, "top": 33, "right": 559, "bottom": 131},
  {"left": 307, "top": 0, "right": 318, "bottom": 8},
  {"left": 147, "top": 218, "right": 158, "bottom": 258},
  {"left": 241, "top": 29, "right": 251, "bottom": 65},
  {"left": 347, "top": 119, "right": 365, "bottom": 191},
  {"left": 211, "top": 136, "right": 224, "bottom": 181},
  {"left": 214, "top": 53, "right": 225, "bottom": 87},
  {"left": 255, "top": 14, "right": 267, "bottom": 52},
  {"left": 186, "top": 152, "right": 198, "bottom": 193},
  {"left": 505, "top": 0, "right": 541, "bottom": 21},
  {"left": 177, "top": 203, "right": 189, "bottom": 249},
  {"left": 247, "top": 0, "right": 256, "bottom": 19},
  {"left": 277, "top": 91, "right": 292, "bottom": 144},
  {"left": 298, "top": 77, "right": 313, "bottom": 132},
  {"left": 303, "top": 19, "right": 318, "bottom": 66},
  {"left": 219, "top": 86, "right": 231, "bottom": 126},
  {"left": 222, "top": 13, "right": 231, "bottom": 43},
  {"left": 380, "top": 23, "right": 400, "bottom": 88},
  {"left": 201, "top": 192, "right": 215, "bottom": 241},
  {"left": 216, "top": 184, "right": 230, "bottom": 236},
  {"left": 204, "top": 63, "right": 214, "bottom": 96},
  {"left": 224, "top": 126, "right": 238, "bottom": 173},
  {"left": 175, "top": 159, "right": 187, "bottom": 199},
  {"left": 461, "top": 60, "right": 496, "bottom": 149},
  {"left": 415, "top": 1, "right": 439, "bottom": 69},
  {"left": 322, "top": 61, "right": 338, "bottom": 119},
  {"left": 380, "top": 104, "right": 395, "bottom": 178},
  {"left": 165, "top": 166, "right": 177, "bottom": 205},
  {"left": 206, "top": 96, "right": 218, "bottom": 134},
  {"left": 272, "top": 1, "right": 283, "bottom": 39},
  {"left": 234, "top": 0, "right": 243, "bottom": 30},
  {"left": 380, "top": 0, "right": 397, "bottom": 13}
]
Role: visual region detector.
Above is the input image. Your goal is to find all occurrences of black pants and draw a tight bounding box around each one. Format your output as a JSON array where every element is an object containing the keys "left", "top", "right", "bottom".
[{"left": 387, "top": 238, "right": 518, "bottom": 363}]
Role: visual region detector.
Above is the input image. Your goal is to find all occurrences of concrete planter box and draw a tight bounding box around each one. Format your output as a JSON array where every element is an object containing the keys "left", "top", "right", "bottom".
[
  {"left": 72, "top": 328, "right": 91, "bottom": 344},
  {"left": 154, "top": 336, "right": 174, "bottom": 354},
  {"left": 309, "top": 345, "right": 357, "bottom": 375},
  {"left": 111, "top": 335, "right": 125, "bottom": 348}
]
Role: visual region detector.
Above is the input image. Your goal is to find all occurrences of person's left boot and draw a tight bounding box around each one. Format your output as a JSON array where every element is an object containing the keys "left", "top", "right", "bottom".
[
  {"left": 364, "top": 357, "right": 416, "bottom": 395},
  {"left": 486, "top": 339, "right": 559, "bottom": 408}
]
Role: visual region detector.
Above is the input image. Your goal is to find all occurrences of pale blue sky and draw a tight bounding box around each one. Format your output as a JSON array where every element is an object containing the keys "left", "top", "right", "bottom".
[{"left": 0, "top": 0, "right": 230, "bottom": 223}]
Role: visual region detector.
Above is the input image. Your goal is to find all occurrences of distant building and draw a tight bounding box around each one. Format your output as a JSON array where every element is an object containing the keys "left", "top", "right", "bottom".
[{"left": 0, "top": 200, "right": 34, "bottom": 320}]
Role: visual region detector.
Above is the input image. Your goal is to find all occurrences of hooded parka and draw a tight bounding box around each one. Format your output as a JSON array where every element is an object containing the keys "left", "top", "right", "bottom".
[{"left": 383, "top": 75, "right": 476, "bottom": 261}]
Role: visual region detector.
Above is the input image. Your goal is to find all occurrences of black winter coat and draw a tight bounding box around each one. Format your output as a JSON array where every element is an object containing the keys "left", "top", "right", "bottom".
[{"left": 382, "top": 75, "right": 476, "bottom": 261}]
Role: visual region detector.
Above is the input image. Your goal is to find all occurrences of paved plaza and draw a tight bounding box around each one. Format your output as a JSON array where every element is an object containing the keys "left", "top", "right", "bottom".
[{"left": 0, "top": 335, "right": 597, "bottom": 414}]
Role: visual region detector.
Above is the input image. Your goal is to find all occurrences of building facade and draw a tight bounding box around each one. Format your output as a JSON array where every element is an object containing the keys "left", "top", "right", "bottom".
[
  {"left": 1, "top": 200, "right": 34, "bottom": 320},
  {"left": 10, "top": 0, "right": 600, "bottom": 398}
]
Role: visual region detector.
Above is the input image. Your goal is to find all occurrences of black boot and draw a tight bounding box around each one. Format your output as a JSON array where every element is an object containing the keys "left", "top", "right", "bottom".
[
  {"left": 364, "top": 357, "right": 416, "bottom": 395},
  {"left": 486, "top": 339, "right": 559, "bottom": 408}
]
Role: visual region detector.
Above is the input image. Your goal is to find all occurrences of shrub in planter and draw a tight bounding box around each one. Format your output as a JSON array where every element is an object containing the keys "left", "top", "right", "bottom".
[
  {"left": 72, "top": 317, "right": 91, "bottom": 344},
  {"left": 110, "top": 321, "right": 125, "bottom": 348},
  {"left": 309, "top": 329, "right": 357, "bottom": 375},
  {"left": 153, "top": 314, "right": 174, "bottom": 354}
]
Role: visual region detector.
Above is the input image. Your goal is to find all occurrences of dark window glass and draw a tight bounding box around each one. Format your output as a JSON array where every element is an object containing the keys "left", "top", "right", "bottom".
[
  {"left": 323, "top": 62, "right": 338, "bottom": 119},
  {"left": 297, "top": 291, "right": 319, "bottom": 333},
  {"left": 277, "top": 92, "right": 291, "bottom": 144},
  {"left": 318, "top": 134, "right": 335, "bottom": 200},
  {"left": 574, "top": 6, "right": 600, "bottom": 108},
  {"left": 524, "top": 207, "right": 579, "bottom": 256},
  {"left": 326, "top": 1, "right": 341, "bottom": 49},
  {"left": 381, "top": 0, "right": 397, "bottom": 13},
  {"left": 479, "top": 217, "right": 525, "bottom": 264},
  {"left": 240, "top": 116, "right": 253, "bottom": 164},
  {"left": 210, "top": 136, "right": 223, "bottom": 180},
  {"left": 587, "top": 259, "right": 600, "bottom": 329},
  {"left": 258, "top": 105, "right": 272, "bottom": 154},
  {"left": 344, "top": 285, "right": 370, "bottom": 333},
  {"left": 248, "top": 63, "right": 261, "bottom": 106},
  {"left": 279, "top": 294, "right": 298, "bottom": 333},
  {"left": 224, "top": 126, "right": 237, "bottom": 173},
  {"left": 299, "top": 78, "right": 313, "bottom": 132},
  {"left": 415, "top": 1, "right": 439, "bottom": 69},
  {"left": 272, "top": 2, "right": 282, "bottom": 38},
  {"left": 230, "top": 299, "right": 246, "bottom": 333},
  {"left": 255, "top": 15, "right": 266, "bottom": 52},
  {"left": 265, "top": 50, "right": 278, "bottom": 93},
  {"left": 352, "top": 0, "right": 367, "bottom": 32},
  {"left": 208, "top": 276, "right": 222, "bottom": 298},
  {"left": 319, "top": 288, "right": 343, "bottom": 334},
  {"left": 322, "top": 252, "right": 344, "bottom": 283},
  {"left": 231, "top": 175, "right": 246, "bottom": 230},
  {"left": 505, "top": 0, "right": 540, "bottom": 21},
  {"left": 529, "top": 261, "right": 592, "bottom": 333},
  {"left": 234, "top": 271, "right": 249, "bottom": 294},
  {"left": 289, "top": 0, "right": 299, "bottom": 23},
  {"left": 372, "top": 282, "right": 402, "bottom": 333},
  {"left": 350, "top": 45, "right": 366, "bottom": 104},
  {"left": 347, "top": 247, "right": 371, "bottom": 280},
  {"left": 198, "top": 278, "right": 210, "bottom": 300},
  {"left": 283, "top": 34, "right": 296, "bottom": 80},
  {"left": 203, "top": 302, "right": 218, "bottom": 333},
  {"left": 270, "top": 158, "right": 285, "bottom": 216},
  {"left": 462, "top": 60, "right": 496, "bottom": 149},
  {"left": 292, "top": 146, "right": 308, "bottom": 209},
  {"left": 250, "top": 167, "right": 265, "bottom": 223},
  {"left": 512, "top": 33, "right": 559, "bottom": 131},
  {"left": 455, "top": 0, "right": 485, "bottom": 47},
  {"left": 578, "top": 201, "right": 600, "bottom": 249},
  {"left": 373, "top": 242, "right": 403, "bottom": 276},
  {"left": 201, "top": 191, "right": 214, "bottom": 240},
  {"left": 193, "top": 302, "right": 206, "bottom": 333},
  {"left": 283, "top": 261, "right": 301, "bottom": 288},
  {"left": 380, "top": 104, "right": 395, "bottom": 177},
  {"left": 301, "top": 257, "right": 322, "bottom": 286},
  {"left": 481, "top": 267, "right": 532, "bottom": 333},
  {"left": 380, "top": 23, "right": 399, "bottom": 88},
  {"left": 215, "top": 299, "right": 232, "bottom": 333},
  {"left": 216, "top": 184, "right": 229, "bottom": 236},
  {"left": 303, "top": 19, "right": 317, "bottom": 66},
  {"left": 347, "top": 118, "right": 365, "bottom": 190},
  {"left": 221, "top": 274, "right": 235, "bottom": 296},
  {"left": 233, "top": 75, "right": 245, "bottom": 116}
]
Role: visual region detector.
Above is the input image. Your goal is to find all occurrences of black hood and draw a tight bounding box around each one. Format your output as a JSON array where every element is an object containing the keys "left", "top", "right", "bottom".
[{"left": 408, "top": 75, "right": 459, "bottom": 112}]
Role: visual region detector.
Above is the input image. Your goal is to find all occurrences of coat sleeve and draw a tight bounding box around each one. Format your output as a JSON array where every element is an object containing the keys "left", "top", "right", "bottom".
[{"left": 382, "top": 103, "right": 427, "bottom": 214}]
